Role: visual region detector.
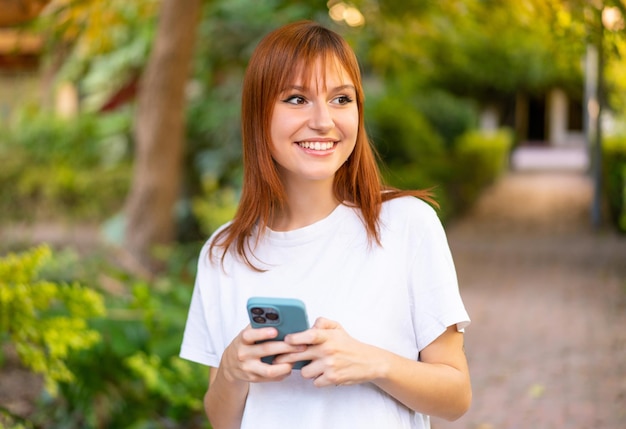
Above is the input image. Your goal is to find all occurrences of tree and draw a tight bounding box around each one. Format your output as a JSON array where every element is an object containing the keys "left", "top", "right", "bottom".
[
  {"left": 364, "top": 0, "right": 588, "bottom": 100},
  {"left": 123, "top": 0, "right": 202, "bottom": 272}
]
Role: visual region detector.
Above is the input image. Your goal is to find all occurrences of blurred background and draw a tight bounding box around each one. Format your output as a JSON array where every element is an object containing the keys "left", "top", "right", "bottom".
[{"left": 0, "top": 0, "right": 625, "bottom": 428}]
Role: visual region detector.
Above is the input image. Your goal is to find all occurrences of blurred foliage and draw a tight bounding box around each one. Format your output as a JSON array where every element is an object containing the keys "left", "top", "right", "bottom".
[
  {"left": 368, "top": 91, "right": 448, "bottom": 170},
  {"left": 38, "top": 0, "right": 159, "bottom": 111},
  {"left": 191, "top": 178, "right": 239, "bottom": 237},
  {"left": 0, "top": 246, "right": 105, "bottom": 395},
  {"left": 365, "top": 82, "right": 510, "bottom": 220},
  {"left": 3, "top": 108, "right": 131, "bottom": 166},
  {"left": 1, "top": 244, "right": 209, "bottom": 429},
  {"left": 0, "top": 415, "right": 32, "bottom": 429},
  {"left": 448, "top": 128, "right": 514, "bottom": 213},
  {"left": 412, "top": 91, "right": 479, "bottom": 150},
  {"left": 366, "top": 88, "right": 450, "bottom": 195},
  {"left": 0, "top": 110, "right": 132, "bottom": 222},
  {"left": 41, "top": 0, "right": 159, "bottom": 55},
  {"left": 604, "top": 27, "right": 626, "bottom": 118},
  {"left": 603, "top": 136, "right": 626, "bottom": 233},
  {"left": 363, "top": 0, "right": 587, "bottom": 98}
]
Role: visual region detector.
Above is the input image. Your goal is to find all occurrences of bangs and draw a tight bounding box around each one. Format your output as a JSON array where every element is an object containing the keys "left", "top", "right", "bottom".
[
  {"left": 271, "top": 25, "right": 362, "bottom": 99},
  {"left": 283, "top": 53, "right": 352, "bottom": 94}
]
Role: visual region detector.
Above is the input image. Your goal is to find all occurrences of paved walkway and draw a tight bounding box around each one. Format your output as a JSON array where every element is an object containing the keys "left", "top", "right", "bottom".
[{"left": 432, "top": 152, "right": 626, "bottom": 428}]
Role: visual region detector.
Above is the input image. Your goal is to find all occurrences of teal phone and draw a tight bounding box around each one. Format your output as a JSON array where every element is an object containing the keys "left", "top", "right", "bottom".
[{"left": 246, "top": 297, "right": 310, "bottom": 369}]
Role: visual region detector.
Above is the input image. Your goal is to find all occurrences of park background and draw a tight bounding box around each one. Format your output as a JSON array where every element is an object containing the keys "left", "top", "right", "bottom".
[{"left": 1, "top": 0, "right": 625, "bottom": 428}]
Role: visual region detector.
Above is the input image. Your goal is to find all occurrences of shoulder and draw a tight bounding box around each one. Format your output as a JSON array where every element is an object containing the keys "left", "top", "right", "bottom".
[
  {"left": 198, "top": 221, "right": 233, "bottom": 263},
  {"left": 379, "top": 196, "right": 447, "bottom": 247},
  {"left": 381, "top": 195, "right": 440, "bottom": 224}
]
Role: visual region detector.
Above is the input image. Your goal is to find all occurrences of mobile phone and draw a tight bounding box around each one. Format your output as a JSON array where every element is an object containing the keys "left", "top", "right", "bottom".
[{"left": 246, "top": 297, "right": 310, "bottom": 369}]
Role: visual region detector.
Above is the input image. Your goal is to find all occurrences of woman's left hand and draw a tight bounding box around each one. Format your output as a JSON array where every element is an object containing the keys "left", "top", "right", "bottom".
[
  {"left": 275, "top": 317, "right": 384, "bottom": 387},
  {"left": 275, "top": 318, "right": 472, "bottom": 420}
]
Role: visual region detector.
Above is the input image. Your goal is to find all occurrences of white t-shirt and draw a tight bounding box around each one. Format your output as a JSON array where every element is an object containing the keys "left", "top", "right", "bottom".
[{"left": 180, "top": 196, "right": 470, "bottom": 429}]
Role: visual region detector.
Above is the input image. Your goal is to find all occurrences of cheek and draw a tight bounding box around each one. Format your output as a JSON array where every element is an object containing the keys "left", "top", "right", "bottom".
[
  {"left": 341, "top": 110, "right": 359, "bottom": 138},
  {"left": 270, "top": 110, "right": 300, "bottom": 140},
  {"left": 269, "top": 116, "right": 286, "bottom": 153}
]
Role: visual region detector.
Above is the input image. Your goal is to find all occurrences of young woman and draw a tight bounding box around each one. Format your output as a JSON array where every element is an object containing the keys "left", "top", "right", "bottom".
[{"left": 181, "top": 20, "right": 471, "bottom": 429}]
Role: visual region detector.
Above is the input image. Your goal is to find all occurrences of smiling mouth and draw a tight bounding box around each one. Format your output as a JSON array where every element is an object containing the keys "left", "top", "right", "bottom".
[{"left": 297, "top": 141, "right": 336, "bottom": 151}]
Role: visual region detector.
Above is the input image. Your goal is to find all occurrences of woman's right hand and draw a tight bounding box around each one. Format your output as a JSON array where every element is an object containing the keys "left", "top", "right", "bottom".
[{"left": 219, "top": 324, "right": 307, "bottom": 384}]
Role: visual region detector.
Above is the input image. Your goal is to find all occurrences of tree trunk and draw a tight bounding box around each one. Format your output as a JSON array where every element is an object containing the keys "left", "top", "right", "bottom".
[{"left": 124, "top": 0, "right": 201, "bottom": 272}]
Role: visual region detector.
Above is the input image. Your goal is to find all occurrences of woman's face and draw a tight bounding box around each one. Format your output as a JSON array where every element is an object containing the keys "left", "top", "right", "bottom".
[{"left": 269, "top": 57, "right": 358, "bottom": 187}]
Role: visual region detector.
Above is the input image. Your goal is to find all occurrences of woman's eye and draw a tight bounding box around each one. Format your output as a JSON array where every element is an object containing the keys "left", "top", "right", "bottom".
[
  {"left": 283, "top": 95, "right": 307, "bottom": 105},
  {"left": 333, "top": 95, "right": 354, "bottom": 105}
]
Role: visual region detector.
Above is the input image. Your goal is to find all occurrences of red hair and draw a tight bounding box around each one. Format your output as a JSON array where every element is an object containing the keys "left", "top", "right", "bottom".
[{"left": 211, "top": 20, "right": 435, "bottom": 269}]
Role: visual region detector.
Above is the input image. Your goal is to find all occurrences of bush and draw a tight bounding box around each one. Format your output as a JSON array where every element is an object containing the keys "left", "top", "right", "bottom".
[
  {"left": 603, "top": 136, "right": 626, "bottom": 233},
  {"left": 24, "top": 244, "right": 210, "bottom": 429},
  {"left": 366, "top": 92, "right": 512, "bottom": 221},
  {"left": 367, "top": 93, "right": 449, "bottom": 190},
  {"left": 0, "top": 243, "right": 210, "bottom": 429},
  {"left": 0, "top": 110, "right": 132, "bottom": 222},
  {"left": 446, "top": 128, "right": 513, "bottom": 214},
  {"left": 192, "top": 177, "right": 239, "bottom": 237},
  {"left": 0, "top": 245, "right": 105, "bottom": 396},
  {"left": 369, "top": 94, "right": 446, "bottom": 161},
  {"left": 2, "top": 109, "right": 131, "bottom": 167},
  {"left": 413, "top": 91, "right": 479, "bottom": 149},
  {"left": 0, "top": 154, "right": 130, "bottom": 222}
]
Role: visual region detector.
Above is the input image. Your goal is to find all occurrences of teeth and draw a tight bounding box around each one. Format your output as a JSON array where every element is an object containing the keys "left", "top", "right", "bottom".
[{"left": 298, "top": 141, "right": 335, "bottom": 151}]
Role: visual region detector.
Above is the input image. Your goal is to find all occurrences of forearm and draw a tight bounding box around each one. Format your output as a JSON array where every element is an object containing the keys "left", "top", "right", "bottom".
[
  {"left": 372, "top": 350, "right": 471, "bottom": 421},
  {"left": 204, "top": 367, "right": 250, "bottom": 429}
]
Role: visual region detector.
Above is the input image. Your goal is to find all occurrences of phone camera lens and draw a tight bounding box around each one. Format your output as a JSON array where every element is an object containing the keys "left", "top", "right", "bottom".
[
  {"left": 250, "top": 307, "right": 264, "bottom": 315},
  {"left": 253, "top": 316, "right": 266, "bottom": 324},
  {"left": 265, "top": 312, "right": 279, "bottom": 321}
]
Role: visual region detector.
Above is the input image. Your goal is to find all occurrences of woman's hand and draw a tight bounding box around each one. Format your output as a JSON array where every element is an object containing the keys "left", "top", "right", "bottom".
[
  {"left": 219, "top": 324, "right": 307, "bottom": 384},
  {"left": 276, "top": 318, "right": 471, "bottom": 420},
  {"left": 276, "top": 317, "right": 383, "bottom": 387}
]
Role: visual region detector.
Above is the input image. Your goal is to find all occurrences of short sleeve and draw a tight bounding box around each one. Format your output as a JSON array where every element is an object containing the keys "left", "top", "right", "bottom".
[
  {"left": 408, "top": 204, "right": 470, "bottom": 351},
  {"left": 179, "top": 243, "right": 222, "bottom": 367}
]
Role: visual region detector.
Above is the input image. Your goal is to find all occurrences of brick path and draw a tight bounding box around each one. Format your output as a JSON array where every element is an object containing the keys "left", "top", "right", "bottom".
[{"left": 432, "top": 168, "right": 626, "bottom": 429}]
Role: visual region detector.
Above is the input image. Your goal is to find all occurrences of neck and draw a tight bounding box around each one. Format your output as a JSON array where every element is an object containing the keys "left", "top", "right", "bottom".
[{"left": 270, "top": 177, "right": 339, "bottom": 231}]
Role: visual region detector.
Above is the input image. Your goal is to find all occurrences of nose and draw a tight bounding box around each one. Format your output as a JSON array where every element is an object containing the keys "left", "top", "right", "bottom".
[{"left": 308, "top": 102, "right": 335, "bottom": 132}]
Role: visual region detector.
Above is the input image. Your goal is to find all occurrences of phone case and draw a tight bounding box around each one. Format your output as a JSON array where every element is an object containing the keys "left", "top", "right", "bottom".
[{"left": 246, "top": 297, "right": 310, "bottom": 369}]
